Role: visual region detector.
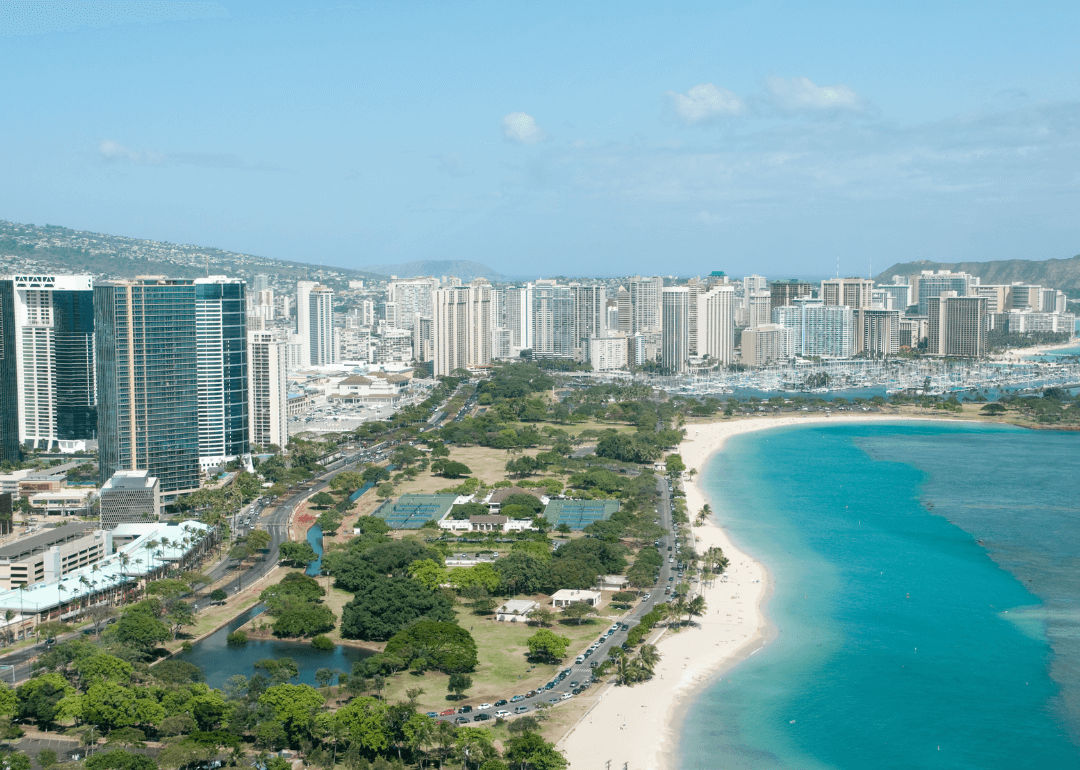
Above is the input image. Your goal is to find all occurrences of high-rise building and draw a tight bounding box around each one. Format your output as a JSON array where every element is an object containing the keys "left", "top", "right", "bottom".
[
  {"left": 1, "top": 275, "right": 96, "bottom": 452},
  {"left": 697, "top": 285, "right": 735, "bottom": 364},
  {"left": 588, "top": 335, "right": 628, "bottom": 371},
  {"left": 916, "top": 270, "right": 975, "bottom": 315},
  {"left": 433, "top": 281, "right": 492, "bottom": 376},
  {"left": 661, "top": 288, "right": 690, "bottom": 374},
  {"left": 571, "top": 284, "right": 606, "bottom": 362},
  {"left": 195, "top": 279, "right": 248, "bottom": 471},
  {"left": 531, "top": 282, "right": 576, "bottom": 360},
  {"left": 772, "top": 301, "right": 855, "bottom": 358},
  {"left": 820, "top": 278, "right": 875, "bottom": 309},
  {"left": 746, "top": 291, "right": 771, "bottom": 329},
  {"left": 628, "top": 276, "right": 663, "bottom": 334},
  {"left": 740, "top": 324, "right": 795, "bottom": 367},
  {"left": 412, "top": 316, "right": 434, "bottom": 363},
  {"left": 605, "top": 302, "right": 619, "bottom": 335},
  {"left": 95, "top": 278, "right": 201, "bottom": 495},
  {"left": 615, "top": 287, "right": 632, "bottom": 334},
  {"left": 505, "top": 286, "right": 533, "bottom": 355},
  {"left": 770, "top": 279, "right": 815, "bottom": 309},
  {"left": 248, "top": 330, "right": 288, "bottom": 451},
  {"left": 876, "top": 283, "right": 912, "bottom": 312},
  {"left": 854, "top": 309, "right": 901, "bottom": 357},
  {"left": 0, "top": 281, "right": 18, "bottom": 464},
  {"left": 295, "top": 280, "right": 315, "bottom": 367},
  {"left": 927, "top": 293, "right": 987, "bottom": 357},
  {"left": 308, "top": 285, "right": 336, "bottom": 366},
  {"left": 387, "top": 277, "right": 438, "bottom": 330}
]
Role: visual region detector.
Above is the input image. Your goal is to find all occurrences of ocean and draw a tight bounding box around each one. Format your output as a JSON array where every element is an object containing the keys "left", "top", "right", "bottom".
[{"left": 679, "top": 421, "right": 1080, "bottom": 769}]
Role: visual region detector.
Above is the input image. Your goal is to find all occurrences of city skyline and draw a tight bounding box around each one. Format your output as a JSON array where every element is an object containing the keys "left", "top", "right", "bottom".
[{"left": 3, "top": 2, "right": 1080, "bottom": 277}]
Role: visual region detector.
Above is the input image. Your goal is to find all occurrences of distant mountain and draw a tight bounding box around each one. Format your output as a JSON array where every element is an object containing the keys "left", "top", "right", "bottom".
[
  {"left": 0, "top": 219, "right": 380, "bottom": 288},
  {"left": 360, "top": 259, "right": 504, "bottom": 282},
  {"left": 878, "top": 255, "right": 1080, "bottom": 297}
]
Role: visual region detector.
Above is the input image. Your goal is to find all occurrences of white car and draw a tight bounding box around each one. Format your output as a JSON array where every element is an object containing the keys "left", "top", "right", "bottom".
[
  {"left": 477, "top": 703, "right": 493, "bottom": 710},
  {"left": 495, "top": 710, "right": 511, "bottom": 718},
  {"left": 561, "top": 692, "right": 573, "bottom": 700}
]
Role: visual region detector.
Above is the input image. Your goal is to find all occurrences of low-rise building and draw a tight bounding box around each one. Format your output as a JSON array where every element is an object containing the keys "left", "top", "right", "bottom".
[
  {"left": 28, "top": 488, "right": 97, "bottom": 517},
  {"left": 99, "top": 470, "right": 161, "bottom": 530},
  {"left": 551, "top": 588, "right": 601, "bottom": 608},
  {"left": 495, "top": 599, "right": 539, "bottom": 623}
]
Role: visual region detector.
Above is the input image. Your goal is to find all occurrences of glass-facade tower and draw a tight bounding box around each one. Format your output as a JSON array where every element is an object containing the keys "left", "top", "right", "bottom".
[{"left": 95, "top": 279, "right": 201, "bottom": 494}]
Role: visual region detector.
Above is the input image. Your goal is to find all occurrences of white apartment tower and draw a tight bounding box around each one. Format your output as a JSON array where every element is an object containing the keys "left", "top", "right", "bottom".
[
  {"left": 698, "top": 285, "right": 735, "bottom": 364},
  {"left": 7, "top": 274, "right": 96, "bottom": 452},
  {"left": 295, "top": 280, "right": 315, "bottom": 367},
  {"left": 661, "top": 288, "right": 690, "bottom": 375},
  {"left": 308, "top": 285, "right": 336, "bottom": 366},
  {"left": 248, "top": 330, "right": 288, "bottom": 450},
  {"left": 628, "top": 276, "right": 663, "bottom": 334},
  {"left": 433, "top": 281, "right": 492, "bottom": 376}
]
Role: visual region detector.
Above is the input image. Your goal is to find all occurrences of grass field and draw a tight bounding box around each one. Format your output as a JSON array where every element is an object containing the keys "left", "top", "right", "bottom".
[{"left": 378, "top": 602, "right": 624, "bottom": 714}]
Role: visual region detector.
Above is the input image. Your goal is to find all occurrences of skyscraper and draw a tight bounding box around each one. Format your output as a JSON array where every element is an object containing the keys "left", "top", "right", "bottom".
[
  {"left": 531, "top": 282, "right": 576, "bottom": 360},
  {"left": 927, "top": 293, "right": 987, "bottom": 357},
  {"left": 95, "top": 278, "right": 201, "bottom": 495},
  {"left": 195, "top": 279, "right": 249, "bottom": 470},
  {"left": 628, "top": 276, "right": 663, "bottom": 334},
  {"left": 697, "top": 285, "right": 735, "bottom": 364},
  {"left": 770, "top": 279, "right": 815, "bottom": 309},
  {"left": 2, "top": 275, "right": 96, "bottom": 452},
  {"left": 820, "top": 278, "right": 875, "bottom": 309},
  {"left": 295, "top": 280, "right": 315, "bottom": 367},
  {"left": 854, "top": 308, "right": 901, "bottom": 357},
  {"left": 916, "top": 270, "right": 975, "bottom": 315},
  {"left": 0, "top": 281, "right": 19, "bottom": 464},
  {"left": 746, "top": 291, "right": 771, "bottom": 329},
  {"left": 571, "top": 284, "right": 606, "bottom": 362},
  {"left": 433, "top": 281, "right": 492, "bottom": 376},
  {"left": 308, "top": 285, "right": 336, "bottom": 366},
  {"left": 248, "top": 330, "right": 288, "bottom": 450},
  {"left": 387, "top": 277, "right": 438, "bottom": 330},
  {"left": 661, "top": 287, "right": 690, "bottom": 374},
  {"left": 772, "top": 301, "right": 855, "bottom": 358}
]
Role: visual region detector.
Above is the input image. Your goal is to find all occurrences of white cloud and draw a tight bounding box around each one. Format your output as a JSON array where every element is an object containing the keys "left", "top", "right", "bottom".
[
  {"left": 502, "top": 112, "right": 546, "bottom": 144},
  {"left": 668, "top": 83, "right": 744, "bottom": 124},
  {"left": 98, "top": 139, "right": 164, "bottom": 165},
  {"left": 767, "top": 76, "right": 861, "bottom": 112}
]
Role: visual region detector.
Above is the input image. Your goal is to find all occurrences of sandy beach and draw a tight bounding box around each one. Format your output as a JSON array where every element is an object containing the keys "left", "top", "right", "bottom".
[{"left": 558, "top": 414, "right": 960, "bottom": 769}]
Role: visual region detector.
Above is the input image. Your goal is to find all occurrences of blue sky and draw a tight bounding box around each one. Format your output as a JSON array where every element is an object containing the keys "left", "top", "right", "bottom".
[{"left": 2, "top": 0, "right": 1079, "bottom": 278}]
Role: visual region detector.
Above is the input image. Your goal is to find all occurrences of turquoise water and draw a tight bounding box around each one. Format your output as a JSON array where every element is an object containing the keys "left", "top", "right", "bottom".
[
  {"left": 679, "top": 421, "right": 1080, "bottom": 769},
  {"left": 305, "top": 523, "right": 324, "bottom": 576}
]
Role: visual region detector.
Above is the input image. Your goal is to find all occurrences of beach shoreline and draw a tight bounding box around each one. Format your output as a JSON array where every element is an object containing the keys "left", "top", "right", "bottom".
[{"left": 558, "top": 414, "right": 972, "bottom": 769}]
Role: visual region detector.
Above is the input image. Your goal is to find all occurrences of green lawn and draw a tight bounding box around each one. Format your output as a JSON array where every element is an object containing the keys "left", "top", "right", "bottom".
[{"left": 378, "top": 603, "right": 621, "bottom": 713}]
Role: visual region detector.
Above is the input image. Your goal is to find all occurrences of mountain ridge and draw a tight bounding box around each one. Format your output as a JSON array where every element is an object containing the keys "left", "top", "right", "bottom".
[{"left": 877, "top": 255, "right": 1080, "bottom": 297}]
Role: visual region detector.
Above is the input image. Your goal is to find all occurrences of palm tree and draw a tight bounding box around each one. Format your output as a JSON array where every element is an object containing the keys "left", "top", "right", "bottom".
[
  {"left": 638, "top": 643, "right": 661, "bottom": 673},
  {"left": 686, "top": 595, "right": 707, "bottom": 625},
  {"left": 117, "top": 552, "right": 131, "bottom": 576},
  {"left": 143, "top": 540, "right": 160, "bottom": 575}
]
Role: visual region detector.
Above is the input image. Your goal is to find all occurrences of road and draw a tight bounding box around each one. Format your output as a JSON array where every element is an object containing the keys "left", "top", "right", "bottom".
[{"left": 434, "top": 475, "right": 677, "bottom": 725}]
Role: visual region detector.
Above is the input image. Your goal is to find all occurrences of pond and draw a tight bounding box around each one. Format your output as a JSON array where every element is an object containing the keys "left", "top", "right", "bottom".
[
  {"left": 176, "top": 602, "right": 372, "bottom": 690},
  {"left": 305, "top": 523, "right": 324, "bottom": 576}
]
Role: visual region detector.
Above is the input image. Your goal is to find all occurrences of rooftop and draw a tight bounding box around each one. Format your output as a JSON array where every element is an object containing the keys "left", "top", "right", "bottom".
[{"left": 0, "top": 522, "right": 96, "bottom": 561}]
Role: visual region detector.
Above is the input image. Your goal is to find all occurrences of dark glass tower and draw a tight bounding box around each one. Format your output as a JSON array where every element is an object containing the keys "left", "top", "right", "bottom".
[
  {"left": 0, "top": 281, "right": 19, "bottom": 464},
  {"left": 52, "top": 289, "right": 96, "bottom": 441},
  {"left": 195, "top": 280, "right": 249, "bottom": 467}
]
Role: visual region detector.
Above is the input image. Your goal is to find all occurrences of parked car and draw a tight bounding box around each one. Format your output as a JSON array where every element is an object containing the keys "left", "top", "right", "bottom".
[
  {"left": 455, "top": 717, "right": 470, "bottom": 724},
  {"left": 514, "top": 705, "right": 529, "bottom": 714},
  {"left": 458, "top": 705, "right": 472, "bottom": 714},
  {"left": 477, "top": 703, "right": 493, "bottom": 711},
  {"left": 439, "top": 709, "right": 455, "bottom": 716},
  {"left": 494, "top": 699, "right": 508, "bottom": 707},
  {"left": 495, "top": 710, "right": 511, "bottom": 718},
  {"left": 510, "top": 694, "right": 525, "bottom": 702},
  {"left": 473, "top": 713, "right": 491, "bottom": 722},
  {"left": 426, "top": 711, "right": 438, "bottom": 718}
]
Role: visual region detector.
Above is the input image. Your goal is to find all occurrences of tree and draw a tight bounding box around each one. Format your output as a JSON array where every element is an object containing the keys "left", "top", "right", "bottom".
[
  {"left": 316, "top": 510, "right": 343, "bottom": 534},
  {"left": 447, "top": 673, "right": 472, "bottom": 700},
  {"left": 278, "top": 540, "right": 318, "bottom": 567},
  {"left": 209, "top": 588, "right": 228, "bottom": 602},
  {"left": 165, "top": 601, "right": 195, "bottom": 639},
  {"left": 258, "top": 684, "right": 325, "bottom": 747},
  {"left": 17, "top": 672, "right": 73, "bottom": 727},
  {"left": 270, "top": 601, "right": 335, "bottom": 638},
  {"left": 330, "top": 696, "right": 391, "bottom": 754},
  {"left": 559, "top": 601, "right": 595, "bottom": 626},
  {"left": 664, "top": 453, "right": 686, "bottom": 476},
  {"left": 260, "top": 573, "right": 325, "bottom": 611},
  {"left": 526, "top": 629, "right": 570, "bottom": 663},
  {"left": 432, "top": 459, "right": 472, "bottom": 478},
  {"left": 79, "top": 681, "right": 166, "bottom": 731},
  {"left": 246, "top": 529, "right": 272, "bottom": 551},
  {"left": 84, "top": 751, "right": 156, "bottom": 770},
  {"left": 315, "top": 668, "right": 335, "bottom": 689},
  {"left": 36, "top": 750, "right": 58, "bottom": 770},
  {"left": 108, "top": 608, "right": 169, "bottom": 655},
  {"left": 310, "top": 491, "right": 335, "bottom": 509},
  {"left": 529, "top": 607, "right": 555, "bottom": 628},
  {"left": 0, "top": 752, "right": 30, "bottom": 770},
  {"left": 384, "top": 620, "right": 478, "bottom": 674},
  {"left": 454, "top": 727, "right": 498, "bottom": 768},
  {"left": 408, "top": 558, "right": 448, "bottom": 591},
  {"left": 494, "top": 552, "right": 552, "bottom": 595},
  {"left": 340, "top": 578, "right": 455, "bottom": 641},
  {"left": 504, "top": 732, "right": 568, "bottom": 770},
  {"left": 254, "top": 657, "right": 300, "bottom": 683},
  {"left": 449, "top": 563, "right": 501, "bottom": 594}
]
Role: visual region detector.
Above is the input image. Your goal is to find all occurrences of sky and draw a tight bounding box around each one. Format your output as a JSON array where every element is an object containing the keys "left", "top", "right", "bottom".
[{"left": 2, "top": 0, "right": 1080, "bottom": 279}]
